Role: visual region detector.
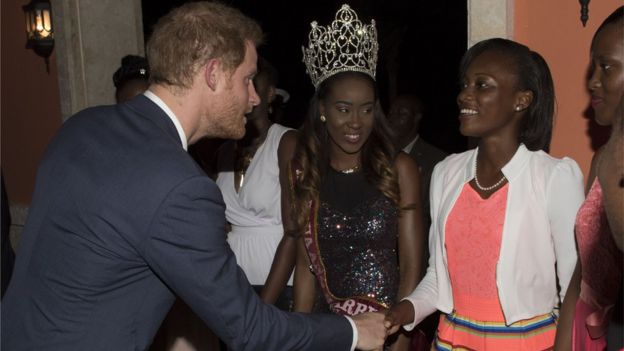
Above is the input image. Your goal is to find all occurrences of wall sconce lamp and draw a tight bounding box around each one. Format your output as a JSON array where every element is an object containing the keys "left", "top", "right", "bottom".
[
  {"left": 579, "top": 0, "right": 591, "bottom": 27},
  {"left": 23, "top": 0, "right": 54, "bottom": 73}
]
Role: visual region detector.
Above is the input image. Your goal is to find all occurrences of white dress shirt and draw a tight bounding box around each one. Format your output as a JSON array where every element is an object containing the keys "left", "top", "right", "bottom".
[{"left": 143, "top": 90, "right": 188, "bottom": 151}]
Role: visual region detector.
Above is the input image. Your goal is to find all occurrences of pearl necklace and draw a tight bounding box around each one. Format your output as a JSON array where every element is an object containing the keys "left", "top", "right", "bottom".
[{"left": 474, "top": 156, "right": 506, "bottom": 191}]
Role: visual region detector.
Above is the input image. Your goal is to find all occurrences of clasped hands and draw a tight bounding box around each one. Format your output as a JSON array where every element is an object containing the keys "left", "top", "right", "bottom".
[{"left": 353, "top": 300, "right": 415, "bottom": 351}]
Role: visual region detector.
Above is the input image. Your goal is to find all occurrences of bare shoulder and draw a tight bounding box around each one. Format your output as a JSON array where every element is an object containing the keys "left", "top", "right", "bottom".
[
  {"left": 394, "top": 152, "right": 420, "bottom": 177},
  {"left": 279, "top": 130, "right": 298, "bottom": 149},
  {"left": 278, "top": 129, "right": 298, "bottom": 163}
]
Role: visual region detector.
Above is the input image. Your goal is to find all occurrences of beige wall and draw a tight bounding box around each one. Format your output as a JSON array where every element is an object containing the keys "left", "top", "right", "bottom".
[
  {"left": 1, "top": 0, "right": 63, "bottom": 206},
  {"left": 513, "top": 1, "right": 621, "bottom": 178}
]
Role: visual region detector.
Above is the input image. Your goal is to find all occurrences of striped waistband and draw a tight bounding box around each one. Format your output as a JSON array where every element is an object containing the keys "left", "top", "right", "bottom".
[{"left": 442, "top": 311, "right": 557, "bottom": 333}]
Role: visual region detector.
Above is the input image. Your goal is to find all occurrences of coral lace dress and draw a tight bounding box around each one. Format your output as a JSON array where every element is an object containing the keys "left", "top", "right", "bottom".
[{"left": 436, "top": 183, "right": 557, "bottom": 350}]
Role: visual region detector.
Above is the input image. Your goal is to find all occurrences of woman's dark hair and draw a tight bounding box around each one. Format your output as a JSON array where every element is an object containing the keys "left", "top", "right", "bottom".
[
  {"left": 459, "top": 38, "right": 555, "bottom": 152},
  {"left": 256, "top": 56, "right": 278, "bottom": 87},
  {"left": 594, "top": 6, "right": 624, "bottom": 42},
  {"left": 112, "top": 55, "right": 150, "bottom": 89},
  {"left": 290, "top": 71, "right": 399, "bottom": 230}
]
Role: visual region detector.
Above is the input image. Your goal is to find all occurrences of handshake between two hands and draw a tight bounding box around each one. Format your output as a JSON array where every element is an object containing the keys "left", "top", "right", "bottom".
[{"left": 353, "top": 300, "right": 415, "bottom": 351}]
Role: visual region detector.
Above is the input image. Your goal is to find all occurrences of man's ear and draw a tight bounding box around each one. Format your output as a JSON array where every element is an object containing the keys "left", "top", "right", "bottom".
[{"left": 204, "top": 58, "right": 221, "bottom": 91}]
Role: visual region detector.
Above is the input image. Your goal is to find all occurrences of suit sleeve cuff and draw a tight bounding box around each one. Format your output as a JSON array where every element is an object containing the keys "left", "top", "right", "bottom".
[
  {"left": 401, "top": 297, "right": 418, "bottom": 332},
  {"left": 344, "top": 316, "right": 358, "bottom": 351}
]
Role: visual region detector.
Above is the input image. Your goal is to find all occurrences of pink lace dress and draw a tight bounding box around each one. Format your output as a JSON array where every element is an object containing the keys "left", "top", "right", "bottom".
[{"left": 573, "top": 178, "right": 623, "bottom": 351}]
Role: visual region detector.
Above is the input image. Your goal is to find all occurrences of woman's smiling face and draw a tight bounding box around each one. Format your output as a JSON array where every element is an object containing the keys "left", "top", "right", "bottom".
[
  {"left": 321, "top": 74, "right": 376, "bottom": 157},
  {"left": 457, "top": 50, "right": 525, "bottom": 140}
]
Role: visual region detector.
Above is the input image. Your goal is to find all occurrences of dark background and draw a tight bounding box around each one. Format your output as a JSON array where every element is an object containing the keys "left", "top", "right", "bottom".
[{"left": 142, "top": 0, "right": 468, "bottom": 153}]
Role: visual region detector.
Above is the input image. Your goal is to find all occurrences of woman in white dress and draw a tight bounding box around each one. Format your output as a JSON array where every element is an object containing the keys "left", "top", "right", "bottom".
[{"left": 216, "top": 57, "right": 297, "bottom": 310}]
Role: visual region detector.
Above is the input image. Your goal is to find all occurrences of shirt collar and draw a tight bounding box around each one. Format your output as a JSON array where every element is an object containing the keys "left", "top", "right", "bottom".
[
  {"left": 143, "top": 90, "right": 188, "bottom": 151},
  {"left": 463, "top": 143, "right": 530, "bottom": 183},
  {"left": 402, "top": 135, "right": 419, "bottom": 154}
]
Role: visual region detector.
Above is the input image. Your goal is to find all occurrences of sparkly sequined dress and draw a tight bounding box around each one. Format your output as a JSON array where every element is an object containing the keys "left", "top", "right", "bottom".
[{"left": 303, "top": 168, "right": 400, "bottom": 315}]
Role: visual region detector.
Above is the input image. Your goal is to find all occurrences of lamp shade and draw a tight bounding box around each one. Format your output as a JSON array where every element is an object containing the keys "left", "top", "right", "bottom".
[{"left": 23, "top": 0, "right": 54, "bottom": 70}]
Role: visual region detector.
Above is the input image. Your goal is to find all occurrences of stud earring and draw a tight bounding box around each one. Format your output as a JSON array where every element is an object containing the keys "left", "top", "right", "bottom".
[
  {"left": 515, "top": 106, "right": 521, "bottom": 111},
  {"left": 320, "top": 115, "right": 326, "bottom": 122}
]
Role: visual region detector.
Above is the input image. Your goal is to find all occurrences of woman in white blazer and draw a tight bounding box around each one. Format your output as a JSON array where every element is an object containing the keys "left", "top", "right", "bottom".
[{"left": 385, "top": 38, "right": 584, "bottom": 350}]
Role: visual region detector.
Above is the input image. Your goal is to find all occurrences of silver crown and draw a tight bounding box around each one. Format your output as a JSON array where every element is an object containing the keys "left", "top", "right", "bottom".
[{"left": 302, "top": 4, "right": 378, "bottom": 89}]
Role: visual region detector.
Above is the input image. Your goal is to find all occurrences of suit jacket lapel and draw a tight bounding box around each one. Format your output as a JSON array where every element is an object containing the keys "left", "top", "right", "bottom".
[{"left": 408, "top": 137, "right": 422, "bottom": 159}]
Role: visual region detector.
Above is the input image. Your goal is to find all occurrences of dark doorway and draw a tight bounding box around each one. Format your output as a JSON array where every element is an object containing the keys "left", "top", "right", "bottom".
[{"left": 142, "top": 0, "right": 468, "bottom": 153}]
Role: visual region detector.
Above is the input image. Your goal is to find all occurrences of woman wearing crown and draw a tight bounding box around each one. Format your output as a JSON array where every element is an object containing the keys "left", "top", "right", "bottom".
[{"left": 264, "top": 4, "right": 425, "bottom": 350}]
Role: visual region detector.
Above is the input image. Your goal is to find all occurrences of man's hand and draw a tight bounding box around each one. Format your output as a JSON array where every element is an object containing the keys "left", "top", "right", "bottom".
[
  {"left": 353, "top": 312, "right": 387, "bottom": 351},
  {"left": 384, "top": 300, "right": 415, "bottom": 335}
]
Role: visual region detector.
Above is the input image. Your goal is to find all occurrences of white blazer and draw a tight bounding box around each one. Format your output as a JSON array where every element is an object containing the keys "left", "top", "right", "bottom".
[{"left": 405, "top": 144, "right": 584, "bottom": 327}]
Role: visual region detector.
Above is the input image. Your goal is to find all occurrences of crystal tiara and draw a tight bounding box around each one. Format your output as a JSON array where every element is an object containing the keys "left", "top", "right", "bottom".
[{"left": 302, "top": 4, "right": 379, "bottom": 89}]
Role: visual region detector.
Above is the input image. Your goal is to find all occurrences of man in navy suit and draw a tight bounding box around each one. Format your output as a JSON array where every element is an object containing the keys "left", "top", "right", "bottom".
[{"left": 1, "top": 2, "right": 387, "bottom": 350}]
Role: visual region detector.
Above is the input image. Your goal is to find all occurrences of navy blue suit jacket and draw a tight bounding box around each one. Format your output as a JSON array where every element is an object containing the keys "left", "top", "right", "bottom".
[{"left": 1, "top": 95, "right": 352, "bottom": 350}]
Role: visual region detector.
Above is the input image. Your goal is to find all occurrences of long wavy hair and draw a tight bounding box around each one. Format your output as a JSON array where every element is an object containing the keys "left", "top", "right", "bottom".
[{"left": 291, "top": 72, "right": 400, "bottom": 230}]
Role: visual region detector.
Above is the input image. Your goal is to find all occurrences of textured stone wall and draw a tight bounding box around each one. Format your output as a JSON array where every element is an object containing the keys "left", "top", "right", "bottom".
[
  {"left": 52, "top": 0, "right": 144, "bottom": 120},
  {"left": 467, "top": 0, "right": 513, "bottom": 48}
]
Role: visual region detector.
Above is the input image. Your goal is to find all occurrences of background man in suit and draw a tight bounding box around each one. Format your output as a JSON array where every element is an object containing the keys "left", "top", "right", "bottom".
[
  {"left": 388, "top": 94, "right": 448, "bottom": 226},
  {"left": 1, "top": 2, "right": 387, "bottom": 350},
  {"left": 387, "top": 93, "right": 447, "bottom": 344}
]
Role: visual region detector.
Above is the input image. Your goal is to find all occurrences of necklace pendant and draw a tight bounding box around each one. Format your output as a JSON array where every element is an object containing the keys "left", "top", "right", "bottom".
[{"left": 339, "top": 165, "right": 359, "bottom": 174}]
